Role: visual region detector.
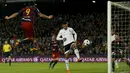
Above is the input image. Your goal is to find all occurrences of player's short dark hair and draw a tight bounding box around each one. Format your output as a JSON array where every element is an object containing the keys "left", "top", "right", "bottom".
[{"left": 62, "top": 21, "right": 68, "bottom": 25}]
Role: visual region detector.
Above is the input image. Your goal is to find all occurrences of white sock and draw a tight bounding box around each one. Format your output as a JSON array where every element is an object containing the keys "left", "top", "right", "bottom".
[
  {"left": 115, "top": 60, "right": 118, "bottom": 66},
  {"left": 74, "top": 49, "right": 80, "bottom": 59},
  {"left": 65, "top": 59, "right": 69, "bottom": 70}
]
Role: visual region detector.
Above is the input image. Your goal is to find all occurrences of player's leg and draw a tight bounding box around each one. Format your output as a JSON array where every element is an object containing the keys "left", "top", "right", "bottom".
[
  {"left": 4, "top": 52, "right": 9, "bottom": 63},
  {"left": 114, "top": 59, "right": 119, "bottom": 68},
  {"left": 51, "top": 58, "right": 58, "bottom": 69},
  {"left": 51, "top": 52, "right": 60, "bottom": 69},
  {"left": 8, "top": 56, "right": 11, "bottom": 66},
  {"left": 112, "top": 51, "right": 119, "bottom": 72},
  {"left": 112, "top": 58, "right": 115, "bottom": 72},
  {"left": 5, "top": 58, "right": 8, "bottom": 63},
  {"left": 4, "top": 53, "right": 8, "bottom": 63},
  {"left": 6, "top": 52, "right": 11, "bottom": 66},
  {"left": 112, "top": 53, "right": 116, "bottom": 72},
  {"left": 49, "top": 60, "right": 54, "bottom": 69},
  {"left": 21, "top": 22, "right": 34, "bottom": 43},
  {"left": 65, "top": 52, "right": 70, "bottom": 73},
  {"left": 49, "top": 52, "right": 55, "bottom": 68},
  {"left": 126, "top": 59, "right": 130, "bottom": 67},
  {"left": 71, "top": 43, "right": 81, "bottom": 62},
  {"left": 125, "top": 54, "right": 130, "bottom": 67},
  {"left": 64, "top": 44, "right": 71, "bottom": 73},
  {"left": 123, "top": 57, "right": 130, "bottom": 67}
]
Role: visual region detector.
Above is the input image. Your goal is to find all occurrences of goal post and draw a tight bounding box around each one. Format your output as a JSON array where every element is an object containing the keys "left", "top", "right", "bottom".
[
  {"left": 107, "top": 1, "right": 112, "bottom": 73},
  {"left": 107, "top": 1, "right": 130, "bottom": 73}
]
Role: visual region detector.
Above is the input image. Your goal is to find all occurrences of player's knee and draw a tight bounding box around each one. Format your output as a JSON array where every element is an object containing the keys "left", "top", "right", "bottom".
[
  {"left": 71, "top": 43, "right": 76, "bottom": 49},
  {"left": 65, "top": 56, "right": 69, "bottom": 59},
  {"left": 8, "top": 55, "right": 11, "bottom": 58},
  {"left": 65, "top": 54, "right": 69, "bottom": 59},
  {"left": 65, "top": 57, "right": 69, "bottom": 59}
]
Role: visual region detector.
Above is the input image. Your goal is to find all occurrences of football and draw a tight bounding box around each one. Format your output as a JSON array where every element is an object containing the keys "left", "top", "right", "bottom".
[{"left": 83, "top": 39, "right": 90, "bottom": 46}]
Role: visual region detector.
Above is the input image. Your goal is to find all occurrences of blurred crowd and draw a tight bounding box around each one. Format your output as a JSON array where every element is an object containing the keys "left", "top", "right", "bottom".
[{"left": 0, "top": 12, "right": 107, "bottom": 56}]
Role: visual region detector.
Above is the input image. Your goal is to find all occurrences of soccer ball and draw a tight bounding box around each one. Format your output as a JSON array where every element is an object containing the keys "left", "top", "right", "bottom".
[{"left": 83, "top": 39, "right": 90, "bottom": 46}]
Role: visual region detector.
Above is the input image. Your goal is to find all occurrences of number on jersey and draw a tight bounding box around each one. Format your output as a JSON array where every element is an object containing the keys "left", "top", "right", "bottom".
[{"left": 26, "top": 8, "right": 30, "bottom": 15}]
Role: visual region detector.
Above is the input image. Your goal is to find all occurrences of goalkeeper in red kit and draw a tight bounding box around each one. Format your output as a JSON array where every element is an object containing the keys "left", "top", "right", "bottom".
[
  {"left": 5, "top": 2, "right": 53, "bottom": 41},
  {"left": 49, "top": 30, "right": 60, "bottom": 69}
]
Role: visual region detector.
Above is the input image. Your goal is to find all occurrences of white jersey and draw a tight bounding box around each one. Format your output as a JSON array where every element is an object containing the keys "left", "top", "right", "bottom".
[{"left": 56, "top": 27, "right": 77, "bottom": 46}]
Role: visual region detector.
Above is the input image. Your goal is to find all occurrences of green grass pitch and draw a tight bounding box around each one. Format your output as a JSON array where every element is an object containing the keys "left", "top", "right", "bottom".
[
  {"left": 0, "top": 62, "right": 107, "bottom": 73},
  {"left": 114, "top": 62, "right": 130, "bottom": 73}
]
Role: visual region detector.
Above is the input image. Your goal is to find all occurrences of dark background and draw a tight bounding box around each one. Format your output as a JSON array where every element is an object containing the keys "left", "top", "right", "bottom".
[
  {"left": 0, "top": 0, "right": 125, "bottom": 19},
  {"left": 0, "top": 0, "right": 109, "bottom": 19}
]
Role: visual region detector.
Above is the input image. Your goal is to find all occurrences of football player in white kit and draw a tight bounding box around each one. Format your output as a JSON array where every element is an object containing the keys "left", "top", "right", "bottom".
[{"left": 56, "top": 21, "right": 82, "bottom": 73}]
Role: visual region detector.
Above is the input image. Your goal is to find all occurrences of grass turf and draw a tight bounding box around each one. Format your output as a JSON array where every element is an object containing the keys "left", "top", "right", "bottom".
[
  {"left": 0, "top": 62, "right": 107, "bottom": 73},
  {"left": 114, "top": 62, "right": 130, "bottom": 73}
]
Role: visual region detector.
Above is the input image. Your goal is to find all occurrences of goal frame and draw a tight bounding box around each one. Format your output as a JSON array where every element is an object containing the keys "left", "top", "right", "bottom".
[
  {"left": 107, "top": 1, "right": 130, "bottom": 73},
  {"left": 107, "top": 1, "right": 112, "bottom": 73}
]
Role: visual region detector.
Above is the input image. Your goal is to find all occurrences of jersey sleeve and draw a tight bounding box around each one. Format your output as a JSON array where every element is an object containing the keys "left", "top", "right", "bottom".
[
  {"left": 70, "top": 28, "right": 77, "bottom": 41},
  {"left": 56, "top": 30, "right": 63, "bottom": 41},
  {"left": 18, "top": 8, "right": 24, "bottom": 15},
  {"left": 34, "top": 7, "right": 41, "bottom": 14}
]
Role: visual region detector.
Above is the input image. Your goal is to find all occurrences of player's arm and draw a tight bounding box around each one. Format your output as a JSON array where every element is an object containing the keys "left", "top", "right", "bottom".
[
  {"left": 56, "top": 30, "right": 63, "bottom": 41},
  {"left": 71, "top": 28, "right": 77, "bottom": 42},
  {"left": 5, "top": 8, "right": 23, "bottom": 20},
  {"left": 9, "top": 45, "right": 12, "bottom": 51},
  {"left": 38, "top": 13, "right": 53, "bottom": 19},
  {"left": 35, "top": 8, "right": 53, "bottom": 19},
  {"left": 5, "top": 12, "right": 19, "bottom": 20}
]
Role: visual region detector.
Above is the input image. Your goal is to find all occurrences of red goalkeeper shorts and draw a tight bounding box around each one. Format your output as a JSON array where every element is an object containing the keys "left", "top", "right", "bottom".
[{"left": 21, "top": 22, "right": 34, "bottom": 39}]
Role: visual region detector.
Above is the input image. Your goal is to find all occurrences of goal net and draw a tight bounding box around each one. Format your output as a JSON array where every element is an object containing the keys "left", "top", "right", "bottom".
[{"left": 108, "top": 1, "right": 130, "bottom": 73}]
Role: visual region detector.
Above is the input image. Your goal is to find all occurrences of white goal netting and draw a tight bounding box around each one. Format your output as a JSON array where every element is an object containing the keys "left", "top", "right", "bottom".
[{"left": 108, "top": 1, "right": 130, "bottom": 73}]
